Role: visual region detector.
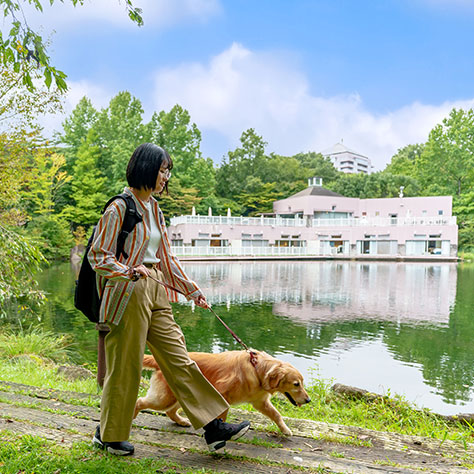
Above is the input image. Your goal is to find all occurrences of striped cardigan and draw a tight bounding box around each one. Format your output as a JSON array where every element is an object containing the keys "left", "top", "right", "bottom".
[{"left": 88, "top": 188, "right": 202, "bottom": 325}]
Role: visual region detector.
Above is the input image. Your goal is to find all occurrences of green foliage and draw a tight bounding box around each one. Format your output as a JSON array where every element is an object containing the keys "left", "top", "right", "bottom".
[
  {"left": 384, "top": 144, "right": 424, "bottom": 178},
  {"left": 417, "top": 108, "right": 474, "bottom": 196},
  {"left": 93, "top": 91, "right": 148, "bottom": 192},
  {"left": 0, "top": 0, "right": 142, "bottom": 91},
  {"left": 22, "top": 150, "right": 70, "bottom": 216},
  {"left": 27, "top": 213, "right": 74, "bottom": 260},
  {"left": 60, "top": 96, "right": 98, "bottom": 159},
  {"left": 329, "top": 172, "right": 420, "bottom": 199},
  {"left": 157, "top": 178, "right": 202, "bottom": 220},
  {"left": 383, "top": 107, "right": 474, "bottom": 248},
  {"left": 66, "top": 131, "right": 108, "bottom": 225},
  {"left": 0, "top": 63, "right": 63, "bottom": 130},
  {"left": 237, "top": 178, "right": 284, "bottom": 216},
  {"left": 0, "top": 326, "right": 71, "bottom": 362},
  {"left": 454, "top": 191, "right": 474, "bottom": 249},
  {"left": 0, "top": 224, "right": 46, "bottom": 319},
  {"left": 216, "top": 128, "right": 268, "bottom": 198}
]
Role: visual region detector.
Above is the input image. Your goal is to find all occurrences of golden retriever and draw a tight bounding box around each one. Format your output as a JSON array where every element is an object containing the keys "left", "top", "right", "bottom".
[{"left": 134, "top": 350, "right": 310, "bottom": 435}]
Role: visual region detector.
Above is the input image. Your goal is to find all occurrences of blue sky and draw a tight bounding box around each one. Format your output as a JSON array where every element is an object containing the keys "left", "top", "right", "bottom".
[{"left": 18, "top": 0, "right": 474, "bottom": 169}]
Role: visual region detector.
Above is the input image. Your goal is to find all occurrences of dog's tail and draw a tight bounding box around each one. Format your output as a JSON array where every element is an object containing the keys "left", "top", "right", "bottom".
[{"left": 142, "top": 354, "right": 160, "bottom": 371}]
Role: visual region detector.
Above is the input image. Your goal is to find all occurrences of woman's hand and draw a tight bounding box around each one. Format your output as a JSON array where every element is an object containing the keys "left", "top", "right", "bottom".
[
  {"left": 194, "top": 294, "right": 210, "bottom": 309},
  {"left": 130, "top": 264, "right": 151, "bottom": 281}
]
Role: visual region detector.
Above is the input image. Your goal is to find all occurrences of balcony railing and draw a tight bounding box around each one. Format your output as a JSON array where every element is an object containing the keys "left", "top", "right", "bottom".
[
  {"left": 171, "top": 246, "right": 311, "bottom": 257},
  {"left": 170, "top": 215, "right": 306, "bottom": 227},
  {"left": 170, "top": 215, "right": 457, "bottom": 228},
  {"left": 312, "top": 216, "right": 457, "bottom": 227}
]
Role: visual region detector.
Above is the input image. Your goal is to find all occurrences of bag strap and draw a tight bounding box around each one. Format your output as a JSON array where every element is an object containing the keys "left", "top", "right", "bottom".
[{"left": 102, "top": 193, "right": 143, "bottom": 260}]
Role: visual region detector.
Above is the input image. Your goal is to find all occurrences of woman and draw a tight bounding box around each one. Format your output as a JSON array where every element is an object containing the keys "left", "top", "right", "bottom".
[{"left": 89, "top": 143, "right": 249, "bottom": 455}]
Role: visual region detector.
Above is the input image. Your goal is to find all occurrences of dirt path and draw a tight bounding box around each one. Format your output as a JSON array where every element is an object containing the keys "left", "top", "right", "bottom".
[{"left": 0, "top": 380, "right": 472, "bottom": 473}]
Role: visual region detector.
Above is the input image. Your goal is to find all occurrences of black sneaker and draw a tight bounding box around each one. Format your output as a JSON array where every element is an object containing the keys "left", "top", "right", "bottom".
[
  {"left": 203, "top": 418, "right": 250, "bottom": 451},
  {"left": 92, "top": 425, "right": 135, "bottom": 456}
]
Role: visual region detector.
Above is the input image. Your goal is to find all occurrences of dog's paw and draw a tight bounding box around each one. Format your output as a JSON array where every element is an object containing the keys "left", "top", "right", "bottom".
[
  {"left": 175, "top": 417, "right": 192, "bottom": 427},
  {"left": 280, "top": 426, "right": 293, "bottom": 436}
]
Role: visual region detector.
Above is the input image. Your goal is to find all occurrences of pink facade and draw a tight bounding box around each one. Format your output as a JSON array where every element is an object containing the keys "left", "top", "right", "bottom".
[{"left": 169, "top": 184, "right": 458, "bottom": 258}]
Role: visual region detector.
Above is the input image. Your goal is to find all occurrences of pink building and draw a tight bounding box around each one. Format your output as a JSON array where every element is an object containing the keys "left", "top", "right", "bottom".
[{"left": 169, "top": 179, "right": 458, "bottom": 258}]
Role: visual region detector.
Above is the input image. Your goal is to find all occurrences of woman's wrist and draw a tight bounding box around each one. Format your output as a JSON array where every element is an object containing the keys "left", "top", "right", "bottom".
[{"left": 128, "top": 266, "right": 140, "bottom": 281}]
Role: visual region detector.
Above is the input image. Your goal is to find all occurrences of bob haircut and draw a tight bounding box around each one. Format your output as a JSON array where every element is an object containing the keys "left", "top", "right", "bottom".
[{"left": 126, "top": 143, "right": 173, "bottom": 193}]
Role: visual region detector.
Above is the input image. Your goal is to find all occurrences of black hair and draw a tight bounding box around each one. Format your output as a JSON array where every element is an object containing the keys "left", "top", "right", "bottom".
[{"left": 126, "top": 143, "right": 173, "bottom": 193}]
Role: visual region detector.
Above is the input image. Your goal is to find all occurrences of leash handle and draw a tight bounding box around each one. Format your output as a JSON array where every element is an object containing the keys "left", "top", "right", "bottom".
[{"left": 145, "top": 273, "right": 251, "bottom": 353}]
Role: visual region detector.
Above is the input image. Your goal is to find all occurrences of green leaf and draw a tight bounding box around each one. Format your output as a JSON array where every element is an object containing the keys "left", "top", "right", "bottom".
[{"left": 44, "top": 68, "right": 52, "bottom": 88}]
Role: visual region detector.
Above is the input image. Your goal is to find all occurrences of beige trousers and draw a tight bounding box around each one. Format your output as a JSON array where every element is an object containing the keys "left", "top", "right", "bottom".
[{"left": 100, "top": 267, "right": 229, "bottom": 442}]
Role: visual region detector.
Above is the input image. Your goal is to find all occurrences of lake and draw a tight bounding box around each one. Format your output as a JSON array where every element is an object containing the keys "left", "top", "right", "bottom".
[{"left": 33, "top": 260, "right": 474, "bottom": 416}]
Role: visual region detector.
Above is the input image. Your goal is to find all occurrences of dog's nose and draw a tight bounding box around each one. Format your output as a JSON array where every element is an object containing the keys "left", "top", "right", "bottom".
[{"left": 305, "top": 397, "right": 311, "bottom": 404}]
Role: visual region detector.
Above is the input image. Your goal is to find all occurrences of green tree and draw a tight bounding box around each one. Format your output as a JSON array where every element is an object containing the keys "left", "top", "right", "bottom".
[
  {"left": 453, "top": 191, "right": 474, "bottom": 249},
  {"left": 329, "top": 172, "right": 420, "bottom": 199},
  {"left": 157, "top": 180, "right": 202, "bottom": 221},
  {"left": 60, "top": 96, "right": 98, "bottom": 162},
  {"left": 0, "top": 0, "right": 142, "bottom": 91},
  {"left": 148, "top": 105, "right": 216, "bottom": 199},
  {"left": 216, "top": 128, "right": 268, "bottom": 198},
  {"left": 237, "top": 178, "right": 284, "bottom": 216},
  {"left": 292, "top": 151, "right": 340, "bottom": 184},
  {"left": 66, "top": 131, "right": 107, "bottom": 226},
  {"left": 93, "top": 91, "right": 148, "bottom": 191},
  {"left": 384, "top": 144, "right": 424, "bottom": 177},
  {"left": 23, "top": 150, "right": 70, "bottom": 216},
  {"left": 417, "top": 108, "right": 474, "bottom": 196}
]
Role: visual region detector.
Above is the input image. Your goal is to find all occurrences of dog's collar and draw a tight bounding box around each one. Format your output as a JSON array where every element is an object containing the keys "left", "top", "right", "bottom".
[{"left": 248, "top": 350, "right": 258, "bottom": 368}]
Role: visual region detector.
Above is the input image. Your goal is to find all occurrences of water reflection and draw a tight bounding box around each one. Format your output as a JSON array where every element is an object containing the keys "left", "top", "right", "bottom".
[
  {"left": 183, "top": 262, "right": 457, "bottom": 324},
  {"left": 22, "top": 261, "right": 474, "bottom": 415}
]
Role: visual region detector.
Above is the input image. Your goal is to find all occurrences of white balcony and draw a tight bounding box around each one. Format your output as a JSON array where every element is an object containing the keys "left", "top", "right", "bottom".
[
  {"left": 170, "top": 214, "right": 456, "bottom": 228},
  {"left": 170, "top": 215, "right": 306, "bottom": 227},
  {"left": 171, "top": 246, "right": 312, "bottom": 257},
  {"left": 312, "top": 216, "right": 457, "bottom": 227}
]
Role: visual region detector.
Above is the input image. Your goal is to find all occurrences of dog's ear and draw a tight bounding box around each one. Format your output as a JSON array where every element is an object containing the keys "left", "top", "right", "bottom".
[{"left": 263, "top": 364, "right": 286, "bottom": 390}]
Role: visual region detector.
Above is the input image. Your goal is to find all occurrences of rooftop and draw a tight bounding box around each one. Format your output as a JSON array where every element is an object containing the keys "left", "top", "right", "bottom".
[
  {"left": 287, "top": 186, "right": 344, "bottom": 199},
  {"left": 321, "top": 142, "right": 368, "bottom": 158}
]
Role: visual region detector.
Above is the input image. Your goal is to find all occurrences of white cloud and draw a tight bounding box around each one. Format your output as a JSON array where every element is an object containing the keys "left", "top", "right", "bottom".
[
  {"left": 38, "top": 80, "right": 113, "bottom": 138},
  {"left": 152, "top": 43, "right": 474, "bottom": 169},
  {"left": 20, "top": 0, "right": 221, "bottom": 32}
]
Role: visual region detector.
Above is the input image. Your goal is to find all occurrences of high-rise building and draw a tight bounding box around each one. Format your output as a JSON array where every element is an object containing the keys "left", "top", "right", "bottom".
[{"left": 321, "top": 142, "right": 372, "bottom": 174}]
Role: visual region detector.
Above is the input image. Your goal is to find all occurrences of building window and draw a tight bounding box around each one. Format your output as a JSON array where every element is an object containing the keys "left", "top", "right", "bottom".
[
  {"left": 331, "top": 205, "right": 336, "bottom": 211},
  {"left": 438, "top": 210, "right": 443, "bottom": 215},
  {"left": 375, "top": 211, "right": 380, "bottom": 216}
]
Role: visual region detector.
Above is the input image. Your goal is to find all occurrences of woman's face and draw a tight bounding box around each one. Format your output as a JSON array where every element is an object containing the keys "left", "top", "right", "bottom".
[{"left": 154, "top": 165, "right": 171, "bottom": 193}]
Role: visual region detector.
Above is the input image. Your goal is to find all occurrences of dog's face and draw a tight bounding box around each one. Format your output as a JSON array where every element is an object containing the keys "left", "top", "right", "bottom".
[{"left": 263, "top": 362, "right": 311, "bottom": 407}]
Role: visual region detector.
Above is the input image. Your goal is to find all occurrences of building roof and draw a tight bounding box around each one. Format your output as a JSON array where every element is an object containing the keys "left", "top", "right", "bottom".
[
  {"left": 321, "top": 142, "right": 368, "bottom": 158},
  {"left": 287, "top": 186, "right": 344, "bottom": 199}
]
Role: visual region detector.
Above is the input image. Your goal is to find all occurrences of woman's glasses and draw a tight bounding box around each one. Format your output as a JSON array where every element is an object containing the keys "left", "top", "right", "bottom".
[{"left": 161, "top": 169, "right": 171, "bottom": 179}]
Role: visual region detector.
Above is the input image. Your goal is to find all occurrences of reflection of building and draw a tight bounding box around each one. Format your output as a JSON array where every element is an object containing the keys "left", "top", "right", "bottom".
[
  {"left": 321, "top": 142, "right": 372, "bottom": 174},
  {"left": 169, "top": 179, "right": 458, "bottom": 257},
  {"left": 182, "top": 261, "right": 456, "bottom": 325}
]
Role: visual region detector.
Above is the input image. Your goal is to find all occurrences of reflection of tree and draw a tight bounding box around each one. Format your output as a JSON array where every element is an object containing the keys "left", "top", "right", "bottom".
[
  {"left": 175, "top": 302, "right": 383, "bottom": 358},
  {"left": 382, "top": 265, "right": 474, "bottom": 404},
  {"left": 34, "top": 262, "right": 474, "bottom": 406},
  {"left": 36, "top": 262, "right": 98, "bottom": 364}
]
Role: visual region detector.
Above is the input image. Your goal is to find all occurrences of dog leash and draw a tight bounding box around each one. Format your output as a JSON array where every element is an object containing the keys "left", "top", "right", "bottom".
[{"left": 144, "top": 273, "right": 258, "bottom": 367}]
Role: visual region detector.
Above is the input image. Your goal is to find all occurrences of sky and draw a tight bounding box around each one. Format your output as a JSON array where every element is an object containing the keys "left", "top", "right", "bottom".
[{"left": 13, "top": 0, "right": 474, "bottom": 170}]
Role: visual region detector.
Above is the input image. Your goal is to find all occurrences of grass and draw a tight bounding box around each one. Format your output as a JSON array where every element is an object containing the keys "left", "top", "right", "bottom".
[
  {"left": 0, "top": 326, "right": 72, "bottom": 362},
  {"left": 459, "top": 250, "right": 474, "bottom": 262},
  {"left": 0, "top": 430, "right": 226, "bottom": 474},
  {"left": 1, "top": 327, "right": 474, "bottom": 448}
]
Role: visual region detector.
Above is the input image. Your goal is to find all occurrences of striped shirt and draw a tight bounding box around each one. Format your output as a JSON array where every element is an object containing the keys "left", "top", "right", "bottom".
[{"left": 88, "top": 188, "right": 202, "bottom": 325}]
